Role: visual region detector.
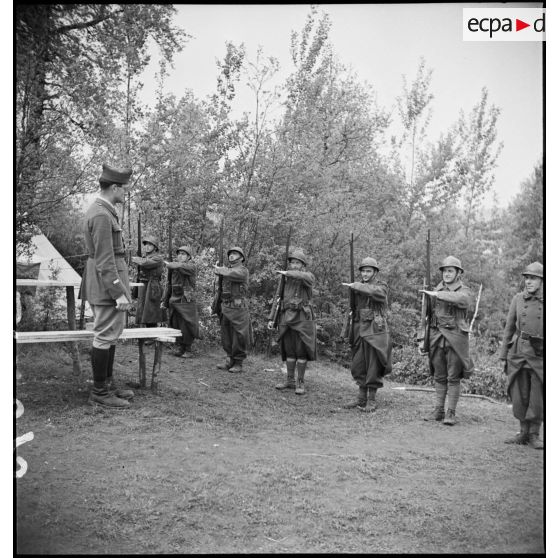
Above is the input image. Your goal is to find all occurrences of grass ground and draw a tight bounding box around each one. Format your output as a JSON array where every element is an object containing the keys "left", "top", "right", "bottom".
[{"left": 15, "top": 342, "right": 544, "bottom": 554}]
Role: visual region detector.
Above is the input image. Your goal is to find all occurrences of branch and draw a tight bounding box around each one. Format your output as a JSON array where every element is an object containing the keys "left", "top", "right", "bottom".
[{"left": 54, "top": 10, "right": 123, "bottom": 35}]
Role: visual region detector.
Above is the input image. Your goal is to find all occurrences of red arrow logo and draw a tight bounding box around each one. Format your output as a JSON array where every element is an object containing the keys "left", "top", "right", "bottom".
[{"left": 516, "top": 19, "right": 530, "bottom": 31}]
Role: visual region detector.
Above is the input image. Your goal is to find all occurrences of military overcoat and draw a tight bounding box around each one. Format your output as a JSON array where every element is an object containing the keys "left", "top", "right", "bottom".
[
  {"left": 136, "top": 253, "right": 164, "bottom": 324},
  {"left": 349, "top": 280, "right": 392, "bottom": 375},
  {"left": 499, "top": 289, "right": 544, "bottom": 392},
  {"left": 277, "top": 270, "right": 317, "bottom": 361},
  {"left": 428, "top": 280, "right": 474, "bottom": 378}
]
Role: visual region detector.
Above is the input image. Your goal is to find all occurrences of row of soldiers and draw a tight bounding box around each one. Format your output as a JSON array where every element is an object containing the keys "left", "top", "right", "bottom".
[{"left": 81, "top": 164, "right": 544, "bottom": 450}]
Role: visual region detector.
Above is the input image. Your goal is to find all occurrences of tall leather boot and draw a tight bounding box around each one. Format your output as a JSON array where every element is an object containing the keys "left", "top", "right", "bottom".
[
  {"left": 504, "top": 420, "right": 529, "bottom": 445},
  {"left": 424, "top": 382, "right": 447, "bottom": 421},
  {"left": 443, "top": 383, "right": 460, "bottom": 425},
  {"left": 106, "top": 345, "right": 134, "bottom": 400},
  {"left": 527, "top": 421, "right": 544, "bottom": 450},
  {"left": 358, "top": 388, "right": 377, "bottom": 413},
  {"left": 276, "top": 359, "right": 296, "bottom": 390},
  {"left": 344, "top": 386, "right": 368, "bottom": 409},
  {"left": 89, "top": 347, "right": 129, "bottom": 408},
  {"left": 228, "top": 359, "right": 244, "bottom": 373},
  {"left": 295, "top": 360, "right": 307, "bottom": 395}
]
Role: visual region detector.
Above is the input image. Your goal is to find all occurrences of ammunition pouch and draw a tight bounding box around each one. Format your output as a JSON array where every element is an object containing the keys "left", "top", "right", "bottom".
[
  {"left": 172, "top": 285, "right": 184, "bottom": 297},
  {"left": 359, "top": 308, "right": 375, "bottom": 322},
  {"left": 435, "top": 315, "right": 456, "bottom": 329},
  {"left": 222, "top": 296, "right": 246, "bottom": 309}
]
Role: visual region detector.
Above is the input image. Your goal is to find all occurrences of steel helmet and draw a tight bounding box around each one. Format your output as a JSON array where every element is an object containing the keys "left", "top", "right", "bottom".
[
  {"left": 288, "top": 248, "right": 308, "bottom": 266},
  {"left": 227, "top": 246, "right": 245, "bottom": 261},
  {"left": 439, "top": 256, "right": 463, "bottom": 272},
  {"left": 358, "top": 257, "right": 379, "bottom": 272},
  {"left": 522, "top": 261, "right": 543, "bottom": 278},
  {"left": 142, "top": 235, "right": 159, "bottom": 251},
  {"left": 176, "top": 245, "right": 192, "bottom": 257}
]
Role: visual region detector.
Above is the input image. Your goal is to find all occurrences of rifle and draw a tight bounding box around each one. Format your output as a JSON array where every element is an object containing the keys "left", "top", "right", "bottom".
[
  {"left": 340, "top": 232, "right": 355, "bottom": 341},
  {"left": 418, "top": 229, "right": 432, "bottom": 354},
  {"left": 131, "top": 213, "right": 141, "bottom": 299},
  {"left": 211, "top": 219, "right": 224, "bottom": 317},
  {"left": 268, "top": 226, "right": 293, "bottom": 331},
  {"left": 163, "top": 220, "right": 172, "bottom": 324}
]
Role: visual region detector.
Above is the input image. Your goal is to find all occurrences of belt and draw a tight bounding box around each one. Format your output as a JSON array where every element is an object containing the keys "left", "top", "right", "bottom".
[{"left": 519, "top": 331, "right": 542, "bottom": 341}]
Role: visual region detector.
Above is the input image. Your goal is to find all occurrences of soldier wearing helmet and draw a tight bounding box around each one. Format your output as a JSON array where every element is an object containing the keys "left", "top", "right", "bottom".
[
  {"left": 161, "top": 245, "right": 201, "bottom": 358},
  {"left": 499, "top": 262, "right": 544, "bottom": 449},
  {"left": 269, "top": 248, "right": 317, "bottom": 395},
  {"left": 341, "top": 256, "right": 392, "bottom": 412},
  {"left": 131, "top": 235, "right": 164, "bottom": 328},
  {"left": 419, "top": 255, "right": 474, "bottom": 425},
  {"left": 214, "top": 246, "right": 251, "bottom": 373}
]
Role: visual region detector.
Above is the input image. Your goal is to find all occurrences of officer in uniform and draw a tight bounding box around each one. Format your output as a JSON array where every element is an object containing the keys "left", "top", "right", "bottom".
[
  {"left": 161, "top": 245, "right": 200, "bottom": 358},
  {"left": 500, "top": 262, "right": 544, "bottom": 449},
  {"left": 269, "top": 248, "right": 317, "bottom": 395},
  {"left": 420, "top": 256, "right": 474, "bottom": 425},
  {"left": 342, "top": 257, "right": 392, "bottom": 412},
  {"left": 214, "top": 247, "right": 251, "bottom": 373},
  {"left": 81, "top": 163, "right": 134, "bottom": 408},
  {"left": 132, "top": 235, "right": 164, "bottom": 328}
]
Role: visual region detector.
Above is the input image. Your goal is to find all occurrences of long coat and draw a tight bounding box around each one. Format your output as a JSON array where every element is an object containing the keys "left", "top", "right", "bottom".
[
  {"left": 135, "top": 253, "right": 164, "bottom": 324},
  {"left": 217, "top": 263, "right": 252, "bottom": 345},
  {"left": 81, "top": 198, "right": 131, "bottom": 305},
  {"left": 499, "top": 289, "right": 544, "bottom": 393},
  {"left": 428, "top": 280, "right": 474, "bottom": 378},
  {"left": 163, "top": 261, "right": 200, "bottom": 339},
  {"left": 350, "top": 280, "right": 392, "bottom": 375},
  {"left": 277, "top": 270, "right": 317, "bottom": 361}
]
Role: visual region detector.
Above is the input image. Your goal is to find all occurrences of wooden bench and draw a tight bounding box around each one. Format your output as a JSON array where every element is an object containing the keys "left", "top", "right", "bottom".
[{"left": 15, "top": 327, "right": 182, "bottom": 392}]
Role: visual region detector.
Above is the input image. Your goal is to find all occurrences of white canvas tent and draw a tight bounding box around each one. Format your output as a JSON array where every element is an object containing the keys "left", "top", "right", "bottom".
[{"left": 16, "top": 233, "right": 92, "bottom": 319}]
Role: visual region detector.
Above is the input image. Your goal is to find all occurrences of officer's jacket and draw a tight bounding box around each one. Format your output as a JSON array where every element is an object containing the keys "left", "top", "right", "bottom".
[
  {"left": 137, "top": 253, "right": 164, "bottom": 282},
  {"left": 499, "top": 289, "right": 543, "bottom": 362},
  {"left": 280, "top": 270, "right": 315, "bottom": 323},
  {"left": 81, "top": 198, "right": 130, "bottom": 305},
  {"left": 431, "top": 279, "right": 472, "bottom": 334},
  {"left": 218, "top": 263, "right": 249, "bottom": 308},
  {"left": 163, "top": 261, "right": 197, "bottom": 304}
]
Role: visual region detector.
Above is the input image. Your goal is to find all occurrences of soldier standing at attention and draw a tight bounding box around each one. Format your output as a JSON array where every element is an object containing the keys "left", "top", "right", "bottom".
[
  {"left": 342, "top": 257, "right": 392, "bottom": 412},
  {"left": 131, "top": 235, "right": 164, "bottom": 328},
  {"left": 161, "top": 245, "right": 200, "bottom": 358},
  {"left": 81, "top": 163, "right": 134, "bottom": 408},
  {"left": 269, "top": 249, "right": 317, "bottom": 395},
  {"left": 214, "top": 247, "right": 251, "bottom": 373},
  {"left": 420, "top": 256, "right": 474, "bottom": 425},
  {"left": 500, "top": 262, "right": 544, "bottom": 449}
]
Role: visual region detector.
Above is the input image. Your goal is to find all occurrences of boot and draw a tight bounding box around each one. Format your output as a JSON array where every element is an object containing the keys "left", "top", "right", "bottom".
[
  {"left": 228, "top": 361, "right": 244, "bottom": 373},
  {"left": 344, "top": 386, "right": 368, "bottom": 409},
  {"left": 106, "top": 345, "right": 134, "bottom": 400},
  {"left": 217, "top": 357, "right": 233, "bottom": 370},
  {"left": 172, "top": 344, "right": 186, "bottom": 357},
  {"left": 504, "top": 421, "right": 529, "bottom": 445},
  {"left": 423, "top": 382, "right": 447, "bottom": 421},
  {"left": 359, "top": 388, "right": 376, "bottom": 412},
  {"left": 528, "top": 423, "right": 544, "bottom": 450},
  {"left": 276, "top": 360, "right": 296, "bottom": 390},
  {"left": 442, "top": 409, "right": 456, "bottom": 426},
  {"left": 179, "top": 349, "right": 194, "bottom": 359},
  {"left": 295, "top": 360, "right": 307, "bottom": 395},
  {"left": 88, "top": 381, "right": 130, "bottom": 408},
  {"left": 443, "top": 383, "right": 460, "bottom": 425}
]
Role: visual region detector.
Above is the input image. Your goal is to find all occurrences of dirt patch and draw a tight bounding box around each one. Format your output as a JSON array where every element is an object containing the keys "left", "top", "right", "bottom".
[{"left": 15, "top": 343, "right": 544, "bottom": 554}]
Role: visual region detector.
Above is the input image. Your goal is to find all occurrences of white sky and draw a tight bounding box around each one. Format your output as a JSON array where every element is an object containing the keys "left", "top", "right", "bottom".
[{"left": 139, "top": 3, "right": 544, "bottom": 208}]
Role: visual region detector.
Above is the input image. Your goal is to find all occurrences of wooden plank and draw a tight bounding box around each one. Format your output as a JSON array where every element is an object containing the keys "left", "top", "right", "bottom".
[
  {"left": 15, "top": 327, "right": 182, "bottom": 344},
  {"left": 16, "top": 280, "right": 144, "bottom": 288}
]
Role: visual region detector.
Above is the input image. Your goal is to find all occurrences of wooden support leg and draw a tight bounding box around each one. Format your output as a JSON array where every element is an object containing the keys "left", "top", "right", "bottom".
[
  {"left": 138, "top": 339, "right": 147, "bottom": 388},
  {"left": 151, "top": 341, "right": 163, "bottom": 392},
  {"left": 65, "top": 286, "right": 82, "bottom": 376}
]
